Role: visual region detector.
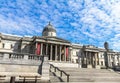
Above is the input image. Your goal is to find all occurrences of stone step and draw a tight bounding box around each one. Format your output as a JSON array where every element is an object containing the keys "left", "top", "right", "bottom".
[
  {"left": 49, "top": 64, "right": 120, "bottom": 83},
  {"left": 50, "top": 76, "right": 64, "bottom": 82},
  {"left": 59, "top": 68, "right": 111, "bottom": 72},
  {"left": 51, "top": 76, "right": 120, "bottom": 82},
  {"left": 66, "top": 72, "right": 119, "bottom": 76}
]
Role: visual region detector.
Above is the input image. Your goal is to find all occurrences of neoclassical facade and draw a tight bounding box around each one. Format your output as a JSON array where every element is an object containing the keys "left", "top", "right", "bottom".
[
  {"left": 0, "top": 23, "right": 71, "bottom": 62},
  {"left": 0, "top": 23, "right": 120, "bottom": 69}
]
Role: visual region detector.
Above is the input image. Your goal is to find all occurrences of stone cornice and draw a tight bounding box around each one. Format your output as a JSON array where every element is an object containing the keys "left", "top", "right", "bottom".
[{"left": 33, "top": 36, "right": 71, "bottom": 46}]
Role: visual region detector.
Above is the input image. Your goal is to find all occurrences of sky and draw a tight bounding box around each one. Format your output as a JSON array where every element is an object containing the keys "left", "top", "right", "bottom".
[{"left": 0, "top": 0, "right": 120, "bottom": 51}]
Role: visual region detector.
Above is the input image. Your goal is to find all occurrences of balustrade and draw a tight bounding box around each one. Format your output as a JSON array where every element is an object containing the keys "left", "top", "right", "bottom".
[{"left": 0, "top": 52, "right": 44, "bottom": 65}]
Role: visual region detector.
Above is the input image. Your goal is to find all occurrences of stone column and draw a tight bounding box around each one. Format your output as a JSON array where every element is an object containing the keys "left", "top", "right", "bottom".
[
  {"left": 50, "top": 44, "right": 53, "bottom": 61},
  {"left": 69, "top": 47, "right": 72, "bottom": 62},
  {"left": 118, "top": 54, "right": 120, "bottom": 66},
  {"left": 97, "top": 52, "right": 99, "bottom": 65},
  {"left": 64, "top": 46, "right": 66, "bottom": 62},
  {"left": 60, "top": 45, "right": 61, "bottom": 62},
  {"left": 41, "top": 43, "right": 43, "bottom": 55},
  {"left": 46, "top": 44, "right": 48, "bottom": 56},
  {"left": 35, "top": 42, "right": 37, "bottom": 54},
  {"left": 109, "top": 54, "right": 112, "bottom": 67},
  {"left": 95, "top": 52, "right": 100, "bottom": 69},
  {"left": 87, "top": 52, "right": 92, "bottom": 68},
  {"left": 55, "top": 45, "right": 57, "bottom": 61},
  {"left": 86, "top": 51, "right": 88, "bottom": 65},
  {"left": 95, "top": 53, "right": 97, "bottom": 66}
]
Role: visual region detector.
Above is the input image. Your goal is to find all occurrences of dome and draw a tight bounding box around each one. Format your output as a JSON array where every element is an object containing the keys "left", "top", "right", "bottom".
[
  {"left": 42, "top": 22, "right": 56, "bottom": 36},
  {"left": 42, "top": 22, "right": 56, "bottom": 33}
]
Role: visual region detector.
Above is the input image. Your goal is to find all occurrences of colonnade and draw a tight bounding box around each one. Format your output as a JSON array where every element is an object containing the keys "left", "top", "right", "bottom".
[
  {"left": 82, "top": 51, "right": 99, "bottom": 68},
  {"left": 35, "top": 42, "right": 70, "bottom": 62}
]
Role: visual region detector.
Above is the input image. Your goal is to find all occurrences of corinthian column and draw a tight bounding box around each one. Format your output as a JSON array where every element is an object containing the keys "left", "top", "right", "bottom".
[
  {"left": 40, "top": 43, "right": 43, "bottom": 55},
  {"left": 64, "top": 46, "right": 66, "bottom": 62},
  {"left": 50, "top": 44, "right": 53, "bottom": 61},
  {"left": 55, "top": 45, "right": 57, "bottom": 61},
  {"left": 60, "top": 45, "right": 61, "bottom": 62}
]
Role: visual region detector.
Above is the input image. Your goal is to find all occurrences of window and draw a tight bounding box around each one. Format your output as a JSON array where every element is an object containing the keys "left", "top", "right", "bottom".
[
  {"left": 101, "top": 61, "right": 103, "bottom": 66},
  {"left": 97, "top": 61, "right": 99, "bottom": 65},
  {"left": 89, "top": 61, "right": 91, "bottom": 64},
  {"left": 11, "top": 44, "right": 13, "bottom": 49},
  {"left": 51, "top": 33, "right": 53, "bottom": 36},
  {"left": 2, "top": 43, "right": 4, "bottom": 48}
]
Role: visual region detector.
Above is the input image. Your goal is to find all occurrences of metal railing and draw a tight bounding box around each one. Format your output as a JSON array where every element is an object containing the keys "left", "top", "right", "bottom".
[{"left": 50, "top": 64, "right": 70, "bottom": 82}]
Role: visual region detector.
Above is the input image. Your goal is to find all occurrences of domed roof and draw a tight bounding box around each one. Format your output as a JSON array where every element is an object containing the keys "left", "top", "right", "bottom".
[{"left": 42, "top": 22, "right": 56, "bottom": 33}]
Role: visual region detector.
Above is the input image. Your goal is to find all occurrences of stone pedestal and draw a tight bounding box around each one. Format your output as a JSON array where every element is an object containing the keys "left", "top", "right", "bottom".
[
  {"left": 87, "top": 65, "right": 92, "bottom": 68},
  {"left": 95, "top": 65, "right": 100, "bottom": 69},
  {"left": 41, "top": 56, "right": 50, "bottom": 81},
  {"left": 78, "top": 64, "right": 82, "bottom": 68}
]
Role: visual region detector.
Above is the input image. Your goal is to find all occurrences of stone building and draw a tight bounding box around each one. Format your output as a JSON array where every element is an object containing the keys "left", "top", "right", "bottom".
[
  {"left": 0, "top": 23, "right": 120, "bottom": 69},
  {"left": 0, "top": 23, "right": 71, "bottom": 62}
]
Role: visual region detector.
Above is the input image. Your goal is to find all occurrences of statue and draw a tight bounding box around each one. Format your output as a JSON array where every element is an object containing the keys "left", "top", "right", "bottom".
[{"left": 104, "top": 42, "right": 109, "bottom": 51}]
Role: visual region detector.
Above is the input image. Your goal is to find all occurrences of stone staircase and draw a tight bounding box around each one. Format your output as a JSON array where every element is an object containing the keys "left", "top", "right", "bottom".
[{"left": 50, "top": 66, "right": 120, "bottom": 83}]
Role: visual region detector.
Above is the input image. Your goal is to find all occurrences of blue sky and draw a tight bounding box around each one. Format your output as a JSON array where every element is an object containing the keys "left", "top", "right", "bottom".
[{"left": 0, "top": 0, "right": 120, "bottom": 51}]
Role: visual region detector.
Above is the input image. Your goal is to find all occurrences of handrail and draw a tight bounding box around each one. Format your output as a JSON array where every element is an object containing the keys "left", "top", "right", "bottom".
[{"left": 50, "top": 64, "right": 70, "bottom": 82}]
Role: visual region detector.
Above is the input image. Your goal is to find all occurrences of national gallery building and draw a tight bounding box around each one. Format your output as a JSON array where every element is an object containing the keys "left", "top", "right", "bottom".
[{"left": 0, "top": 23, "right": 120, "bottom": 69}]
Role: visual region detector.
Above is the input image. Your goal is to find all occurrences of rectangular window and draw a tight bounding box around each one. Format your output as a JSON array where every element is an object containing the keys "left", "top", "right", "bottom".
[
  {"left": 101, "top": 61, "right": 103, "bottom": 66},
  {"left": 89, "top": 61, "right": 91, "bottom": 64},
  {"left": 97, "top": 61, "right": 99, "bottom": 65},
  {"left": 11, "top": 44, "right": 13, "bottom": 49},
  {"left": 2, "top": 43, "right": 4, "bottom": 48}
]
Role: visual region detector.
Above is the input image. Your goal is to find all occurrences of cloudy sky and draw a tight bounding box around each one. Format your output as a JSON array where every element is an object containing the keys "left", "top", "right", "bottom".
[{"left": 0, "top": 0, "right": 120, "bottom": 51}]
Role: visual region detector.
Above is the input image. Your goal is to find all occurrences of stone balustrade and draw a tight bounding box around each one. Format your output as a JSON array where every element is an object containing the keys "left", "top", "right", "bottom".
[{"left": 0, "top": 52, "right": 44, "bottom": 66}]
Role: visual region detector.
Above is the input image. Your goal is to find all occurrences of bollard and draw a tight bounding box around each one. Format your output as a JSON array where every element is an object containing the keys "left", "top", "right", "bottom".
[{"left": 10, "top": 76, "right": 15, "bottom": 83}]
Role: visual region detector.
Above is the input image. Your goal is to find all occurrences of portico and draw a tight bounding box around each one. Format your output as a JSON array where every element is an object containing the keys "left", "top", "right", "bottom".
[
  {"left": 34, "top": 36, "right": 71, "bottom": 62},
  {"left": 82, "top": 46, "right": 100, "bottom": 68}
]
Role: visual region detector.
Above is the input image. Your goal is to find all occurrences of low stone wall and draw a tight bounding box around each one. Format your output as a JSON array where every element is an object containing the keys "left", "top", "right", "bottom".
[
  {"left": 0, "top": 64, "right": 39, "bottom": 73},
  {"left": 0, "top": 52, "right": 43, "bottom": 65},
  {"left": 49, "top": 62, "right": 78, "bottom": 68},
  {"left": 0, "top": 52, "right": 50, "bottom": 82}
]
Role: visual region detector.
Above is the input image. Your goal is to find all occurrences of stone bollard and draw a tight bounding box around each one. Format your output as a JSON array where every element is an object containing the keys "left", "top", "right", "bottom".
[{"left": 10, "top": 76, "right": 15, "bottom": 83}]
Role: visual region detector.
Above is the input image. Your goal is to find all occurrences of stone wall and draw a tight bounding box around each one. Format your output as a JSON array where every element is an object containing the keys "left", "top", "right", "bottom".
[{"left": 0, "top": 52, "right": 50, "bottom": 82}]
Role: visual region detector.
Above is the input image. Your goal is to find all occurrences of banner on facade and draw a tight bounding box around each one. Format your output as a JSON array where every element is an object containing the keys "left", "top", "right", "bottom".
[
  {"left": 66, "top": 47, "right": 68, "bottom": 57},
  {"left": 36, "top": 43, "right": 41, "bottom": 55}
]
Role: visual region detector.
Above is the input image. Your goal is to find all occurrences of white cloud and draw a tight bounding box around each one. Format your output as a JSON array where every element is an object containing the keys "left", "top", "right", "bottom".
[{"left": 0, "top": 0, "right": 120, "bottom": 51}]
